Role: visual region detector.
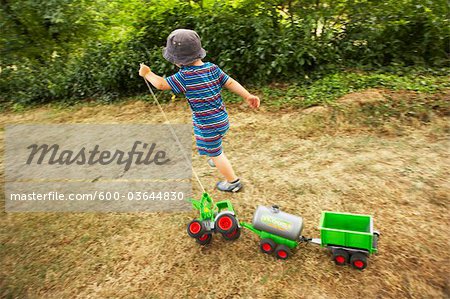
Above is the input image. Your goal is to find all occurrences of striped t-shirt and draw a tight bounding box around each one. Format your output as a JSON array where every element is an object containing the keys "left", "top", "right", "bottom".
[{"left": 165, "top": 62, "right": 230, "bottom": 134}]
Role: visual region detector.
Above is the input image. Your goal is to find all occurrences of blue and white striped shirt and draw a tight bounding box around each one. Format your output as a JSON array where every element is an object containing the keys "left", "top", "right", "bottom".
[{"left": 165, "top": 62, "right": 230, "bottom": 133}]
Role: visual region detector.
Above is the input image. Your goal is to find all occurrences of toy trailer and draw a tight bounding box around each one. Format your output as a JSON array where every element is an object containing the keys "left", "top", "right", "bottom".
[
  {"left": 240, "top": 205, "right": 304, "bottom": 260},
  {"left": 313, "top": 211, "right": 379, "bottom": 270},
  {"left": 240, "top": 222, "right": 299, "bottom": 259}
]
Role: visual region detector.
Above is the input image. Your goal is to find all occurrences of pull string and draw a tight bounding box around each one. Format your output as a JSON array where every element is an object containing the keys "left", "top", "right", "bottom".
[{"left": 142, "top": 77, "right": 206, "bottom": 194}]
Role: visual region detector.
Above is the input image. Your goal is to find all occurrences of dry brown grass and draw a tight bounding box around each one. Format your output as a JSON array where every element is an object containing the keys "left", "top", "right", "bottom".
[{"left": 1, "top": 90, "right": 449, "bottom": 298}]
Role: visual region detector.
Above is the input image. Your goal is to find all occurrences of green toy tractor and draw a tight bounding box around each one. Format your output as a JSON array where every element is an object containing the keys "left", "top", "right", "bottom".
[{"left": 186, "top": 193, "right": 241, "bottom": 245}]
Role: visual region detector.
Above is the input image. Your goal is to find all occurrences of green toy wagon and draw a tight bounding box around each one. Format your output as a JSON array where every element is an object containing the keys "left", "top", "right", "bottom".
[{"left": 310, "top": 211, "right": 380, "bottom": 270}]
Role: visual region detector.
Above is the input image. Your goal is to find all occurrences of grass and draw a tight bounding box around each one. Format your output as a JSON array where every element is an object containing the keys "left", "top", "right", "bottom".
[
  {"left": 0, "top": 88, "right": 449, "bottom": 298},
  {"left": 253, "top": 70, "right": 450, "bottom": 108},
  {"left": 3, "top": 68, "right": 450, "bottom": 112}
]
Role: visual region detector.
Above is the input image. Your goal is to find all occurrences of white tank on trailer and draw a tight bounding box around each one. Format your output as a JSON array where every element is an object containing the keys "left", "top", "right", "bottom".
[{"left": 252, "top": 205, "right": 304, "bottom": 241}]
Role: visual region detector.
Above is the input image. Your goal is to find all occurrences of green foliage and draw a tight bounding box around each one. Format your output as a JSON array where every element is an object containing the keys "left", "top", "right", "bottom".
[
  {"left": 0, "top": 0, "right": 100, "bottom": 62},
  {"left": 0, "top": 0, "right": 449, "bottom": 107},
  {"left": 339, "top": 0, "right": 450, "bottom": 67},
  {"left": 1, "top": 41, "right": 142, "bottom": 105}
]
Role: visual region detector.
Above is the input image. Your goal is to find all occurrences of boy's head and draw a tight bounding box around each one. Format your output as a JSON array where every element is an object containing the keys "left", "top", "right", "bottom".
[{"left": 163, "top": 29, "right": 206, "bottom": 66}]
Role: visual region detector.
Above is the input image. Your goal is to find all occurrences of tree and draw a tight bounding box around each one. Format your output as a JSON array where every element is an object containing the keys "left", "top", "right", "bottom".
[{"left": 0, "top": 0, "right": 101, "bottom": 63}]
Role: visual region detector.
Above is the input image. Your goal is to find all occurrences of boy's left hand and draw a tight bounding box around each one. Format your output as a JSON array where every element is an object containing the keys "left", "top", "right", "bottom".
[
  {"left": 246, "top": 94, "right": 260, "bottom": 109},
  {"left": 139, "top": 63, "right": 151, "bottom": 77}
]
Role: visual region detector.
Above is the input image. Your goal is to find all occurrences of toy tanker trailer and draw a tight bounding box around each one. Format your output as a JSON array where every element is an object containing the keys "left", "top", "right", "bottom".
[{"left": 240, "top": 205, "right": 303, "bottom": 260}]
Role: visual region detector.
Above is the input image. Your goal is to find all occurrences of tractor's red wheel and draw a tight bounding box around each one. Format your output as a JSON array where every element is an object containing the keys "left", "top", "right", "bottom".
[
  {"left": 187, "top": 219, "right": 205, "bottom": 238},
  {"left": 275, "top": 244, "right": 291, "bottom": 260},
  {"left": 260, "top": 238, "right": 276, "bottom": 254},
  {"left": 196, "top": 233, "right": 212, "bottom": 246},
  {"left": 222, "top": 226, "right": 241, "bottom": 241},
  {"left": 333, "top": 249, "right": 349, "bottom": 266},
  {"left": 215, "top": 214, "right": 238, "bottom": 234},
  {"left": 350, "top": 253, "right": 368, "bottom": 270}
]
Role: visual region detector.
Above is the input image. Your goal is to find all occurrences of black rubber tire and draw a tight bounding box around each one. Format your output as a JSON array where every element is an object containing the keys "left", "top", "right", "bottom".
[
  {"left": 350, "top": 252, "right": 368, "bottom": 270},
  {"left": 196, "top": 233, "right": 212, "bottom": 245},
  {"left": 332, "top": 249, "right": 350, "bottom": 265},
  {"left": 260, "top": 238, "right": 276, "bottom": 254},
  {"left": 215, "top": 214, "right": 238, "bottom": 234},
  {"left": 275, "top": 244, "right": 291, "bottom": 260},
  {"left": 187, "top": 219, "right": 205, "bottom": 238},
  {"left": 222, "top": 226, "right": 241, "bottom": 241}
]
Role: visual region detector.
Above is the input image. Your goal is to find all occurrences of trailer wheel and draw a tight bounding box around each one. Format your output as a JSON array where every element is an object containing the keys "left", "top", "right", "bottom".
[
  {"left": 187, "top": 220, "right": 205, "bottom": 238},
  {"left": 222, "top": 227, "right": 241, "bottom": 241},
  {"left": 350, "top": 252, "right": 368, "bottom": 270},
  {"left": 196, "top": 233, "right": 212, "bottom": 245},
  {"left": 275, "top": 245, "right": 291, "bottom": 260},
  {"left": 332, "top": 249, "right": 349, "bottom": 265},
  {"left": 260, "top": 239, "right": 276, "bottom": 254},
  {"left": 215, "top": 214, "right": 238, "bottom": 234}
]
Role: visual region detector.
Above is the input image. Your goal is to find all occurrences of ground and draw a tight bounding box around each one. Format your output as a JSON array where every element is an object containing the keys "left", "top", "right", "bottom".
[{"left": 1, "top": 89, "right": 449, "bottom": 298}]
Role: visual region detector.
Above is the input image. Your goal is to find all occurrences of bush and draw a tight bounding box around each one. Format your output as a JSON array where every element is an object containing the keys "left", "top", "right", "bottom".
[
  {"left": 0, "top": 0, "right": 448, "bottom": 107},
  {"left": 0, "top": 40, "right": 166, "bottom": 106},
  {"left": 338, "top": 0, "right": 450, "bottom": 67}
]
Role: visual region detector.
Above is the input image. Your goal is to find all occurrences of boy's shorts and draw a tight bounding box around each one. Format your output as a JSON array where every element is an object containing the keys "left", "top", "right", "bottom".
[{"left": 193, "top": 123, "right": 229, "bottom": 157}]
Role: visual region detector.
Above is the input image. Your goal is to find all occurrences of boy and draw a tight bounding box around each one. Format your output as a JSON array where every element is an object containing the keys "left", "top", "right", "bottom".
[{"left": 139, "top": 28, "right": 260, "bottom": 192}]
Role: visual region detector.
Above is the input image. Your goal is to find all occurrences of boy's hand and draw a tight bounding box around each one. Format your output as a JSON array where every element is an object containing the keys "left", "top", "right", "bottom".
[
  {"left": 246, "top": 94, "right": 260, "bottom": 109},
  {"left": 139, "top": 63, "right": 151, "bottom": 77}
]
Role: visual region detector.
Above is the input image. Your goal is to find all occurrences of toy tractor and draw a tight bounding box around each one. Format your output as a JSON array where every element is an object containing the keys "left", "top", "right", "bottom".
[{"left": 186, "top": 193, "right": 241, "bottom": 245}]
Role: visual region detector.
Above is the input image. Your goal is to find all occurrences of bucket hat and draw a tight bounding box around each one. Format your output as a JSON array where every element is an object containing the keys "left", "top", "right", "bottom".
[{"left": 163, "top": 29, "right": 206, "bottom": 65}]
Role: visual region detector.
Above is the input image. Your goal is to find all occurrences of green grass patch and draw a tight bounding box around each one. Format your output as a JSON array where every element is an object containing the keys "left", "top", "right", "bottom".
[
  {"left": 257, "top": 69, "right": 450, "bottom": 108},
  {"left": 2, "top": 68, "right": 449, "bottom": 112}
]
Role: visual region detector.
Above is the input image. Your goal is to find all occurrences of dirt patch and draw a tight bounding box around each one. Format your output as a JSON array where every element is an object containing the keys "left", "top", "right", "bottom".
[
  {"left": 338, "top": 88, "right": 387, "bottom": 105},
  {"left": 301, "top": 105, "right": 331, "bottom": 115},
  {"left": 1, "top": 91, "right": 449, "bottom": 298}
]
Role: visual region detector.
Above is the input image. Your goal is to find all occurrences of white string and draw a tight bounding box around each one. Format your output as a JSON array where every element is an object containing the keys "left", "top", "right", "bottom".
[{"left": 142, "top": 76, "right": 206, "bottom": 194}]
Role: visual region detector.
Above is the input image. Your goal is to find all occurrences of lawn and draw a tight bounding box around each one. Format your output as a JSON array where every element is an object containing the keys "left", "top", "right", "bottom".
[{"left": 1, "top": 88, "right": 449, "bottom": 298}]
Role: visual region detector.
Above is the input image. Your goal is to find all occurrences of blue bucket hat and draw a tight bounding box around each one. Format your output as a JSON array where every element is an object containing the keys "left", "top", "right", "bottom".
[{"left": 163, "top": 29, "right": 206, "bottom": 65}]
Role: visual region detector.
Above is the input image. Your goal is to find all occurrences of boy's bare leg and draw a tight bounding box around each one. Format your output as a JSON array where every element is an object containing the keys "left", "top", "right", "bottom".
[{"left": 211, "top": 152, "right": 238, "bottom": 182}]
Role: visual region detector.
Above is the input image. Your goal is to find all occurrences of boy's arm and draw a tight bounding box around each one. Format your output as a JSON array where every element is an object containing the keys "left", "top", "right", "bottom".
[
  {"left": 224, "top": 77, "right": 260, "bottom": 108},
  {"left": 139, "top": 64, "right": 171, "bottom": 91}
]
